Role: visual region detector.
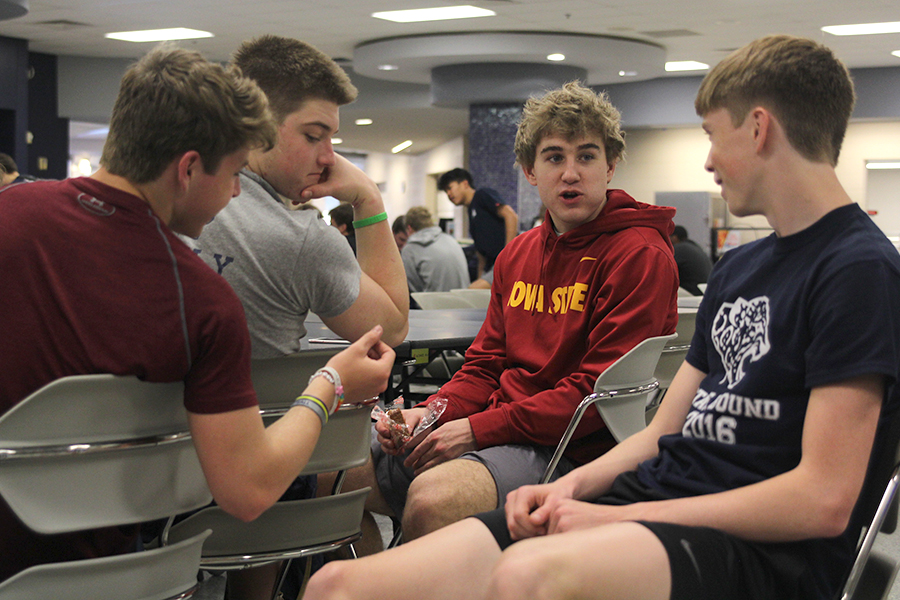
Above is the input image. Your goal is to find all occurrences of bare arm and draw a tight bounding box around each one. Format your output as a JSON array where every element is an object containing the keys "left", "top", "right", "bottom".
[
  {"left": 505, "top": 362, "right": 704, "bottom": 539},
  {"left": 302, "top": 154, "right": 409, "bottom": 347},
  {"left": 498, "top": 204, "right": 518, "bottom": 246},
  {"left": 188, "top": 326, "right": 395, "bottom": 522},
  {"left": 512, "top": 372, "right": 884, "bottom": 543}
]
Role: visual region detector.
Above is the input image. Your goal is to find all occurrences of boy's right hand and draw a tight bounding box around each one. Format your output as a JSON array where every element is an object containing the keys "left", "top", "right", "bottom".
[
  {"left": 375, "top": 407, "right": 428, "bottom": 455},
  {"left": 325, "top": 325, "right": 395, "bottom": 403}
]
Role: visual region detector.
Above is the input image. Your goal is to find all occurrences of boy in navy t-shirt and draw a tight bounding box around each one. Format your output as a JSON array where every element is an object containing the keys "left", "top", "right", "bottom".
[{"left": 305, "top": 35, "right": 900, "bottom": 600}]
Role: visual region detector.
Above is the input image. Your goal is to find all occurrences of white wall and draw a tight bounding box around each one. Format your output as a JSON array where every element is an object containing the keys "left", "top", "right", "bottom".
[
  {"left": 364, "top": 136, "right": 465, "bottom": 233},
  {"left": 611, "top": 120, "right": 900, "bottom": 217}
]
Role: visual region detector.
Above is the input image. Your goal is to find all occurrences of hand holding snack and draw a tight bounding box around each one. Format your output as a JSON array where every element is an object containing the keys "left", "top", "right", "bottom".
[{"left": 373, "top": 397, "right": 448, "bottom": 455}]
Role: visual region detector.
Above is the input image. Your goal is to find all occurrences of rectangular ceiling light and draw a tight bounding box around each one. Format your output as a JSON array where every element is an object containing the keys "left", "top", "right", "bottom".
[
  {"left": 105, "top": 28, "right": 214, "bottom": 42},
  {"left": 372, "top": 5, "right": 495, "bottom": 23},
  {"left": 866, "top": 161, "right": 900, "bottom": 170},
  {"left": 665, "top": 60, "right": 709, "bottom": 72},
  {"left": 391, "top": 140, "right": 413, "bottom": 154},
  {"left": 893, "top": 50, "right": 900, "bottom": 58},
  {"left": 822, "top": 22, "right": 900, "bottom": 36}
]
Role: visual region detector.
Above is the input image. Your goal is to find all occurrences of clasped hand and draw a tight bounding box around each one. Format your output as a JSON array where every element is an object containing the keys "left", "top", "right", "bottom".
[{"left": 505, "top": 481, "right": 625, "bottom": 541}]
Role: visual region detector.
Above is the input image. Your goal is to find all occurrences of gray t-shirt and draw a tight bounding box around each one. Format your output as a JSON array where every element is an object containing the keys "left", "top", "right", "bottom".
[{"left": 182, "top": 170, "right": 360, "bottom": 358}]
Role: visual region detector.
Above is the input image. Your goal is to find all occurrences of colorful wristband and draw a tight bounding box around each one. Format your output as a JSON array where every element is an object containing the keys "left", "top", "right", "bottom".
[
  {"left": 292, "top": 395, "right": 329, "bottom": 426},
  {"left": 309, "top": 367, "right": 344, "bottom": 413},
  {"left": 352, "top": 211, "right": 387, "bottom": 229}
]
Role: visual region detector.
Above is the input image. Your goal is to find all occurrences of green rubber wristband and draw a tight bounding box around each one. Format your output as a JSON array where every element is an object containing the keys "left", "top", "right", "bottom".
[{"left": 352, "top": 211, "right": 388, "bottom": 229}]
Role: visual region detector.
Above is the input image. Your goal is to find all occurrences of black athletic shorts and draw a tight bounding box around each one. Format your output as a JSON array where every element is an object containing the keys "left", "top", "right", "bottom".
[{"left": 472, "top": 471, "right": 818, "bottom": 600}]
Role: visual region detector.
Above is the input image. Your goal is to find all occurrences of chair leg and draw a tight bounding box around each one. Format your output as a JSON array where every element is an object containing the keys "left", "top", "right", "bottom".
[{"left": 388, "top": 518, "right": 403, "bottom": 548}]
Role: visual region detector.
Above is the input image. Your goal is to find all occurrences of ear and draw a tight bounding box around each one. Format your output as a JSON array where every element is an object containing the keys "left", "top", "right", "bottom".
[
  {"left": 522, "top": 164, "right": 538, "bottom": 186},
  {"left": 606, "top": 160, "right": 617, "bottom": 184},
  {"left": 749, "top": 107, "right": 772, "bottom": 154},
  {"left": 176, "top": 151, "right": 203, "bottom": 190}
]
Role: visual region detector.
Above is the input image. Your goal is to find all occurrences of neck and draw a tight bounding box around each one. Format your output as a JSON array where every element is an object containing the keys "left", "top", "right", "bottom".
[
  {"left": 90, "top": 167, "right": 173, "bottom": 225},
  {"left": 763, "top": 159, "right": 852, "bottom": 237}
]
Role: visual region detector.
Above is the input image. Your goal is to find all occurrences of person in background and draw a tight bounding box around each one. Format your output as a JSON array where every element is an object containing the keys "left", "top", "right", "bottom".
[
  {"left": 438, "top": 168, "right": 518, "bottom": 289},
  {"left": 327, "top": 81, "right": 677, "bottom": 554},
  {"left": 330, "top": 202, "right": 357, "bottom": 255},
  {"left": 305, "top": 35, "right": 900, "bottom": 600},
  {"left": 392, "top": 215, "right": 408, "bottom": 251},
  {"left": 0, "top": 153, "right": 34, "bottom": 186},
  {"left": 401, "top": 206, "right": 470, "bottom": 293},
  {"left": 670, "top": 224, "right": 712, "bottom": 295},
  {"left": 0, "top": 44, "right": 394, "bottom": 588}
]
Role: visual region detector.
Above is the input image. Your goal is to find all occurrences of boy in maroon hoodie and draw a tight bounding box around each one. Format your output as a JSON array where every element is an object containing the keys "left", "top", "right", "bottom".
[{"left": 338, "top": 81, "right": 678, "bottom": 548}]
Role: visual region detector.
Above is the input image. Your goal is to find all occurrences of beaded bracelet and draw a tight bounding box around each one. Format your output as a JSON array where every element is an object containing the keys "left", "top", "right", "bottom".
[
  {"left": 291, "top": 394, "right": 329, "bottom": 427},
  {"left": 352, "top": 211, "right": 387, "bottom": 229},
  {"left": 309, "top": 366, "right": 344, "bottom": 413}
]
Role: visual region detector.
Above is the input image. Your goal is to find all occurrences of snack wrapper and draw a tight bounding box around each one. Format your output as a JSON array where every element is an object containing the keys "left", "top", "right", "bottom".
[{"left": 371, "top": 397, "right": 448, "bottom": 449}]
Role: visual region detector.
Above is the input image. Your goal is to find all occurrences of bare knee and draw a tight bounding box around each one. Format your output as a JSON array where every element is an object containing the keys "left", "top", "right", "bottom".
[
  {"left": 304, "top": 561, "right": 351, "bottom": 600},
  {"left": 490, "top": 544, "right": 569, "bottom": 600},
  {"left": 402, "top": 460, "right": 497, "bottom": 540}
]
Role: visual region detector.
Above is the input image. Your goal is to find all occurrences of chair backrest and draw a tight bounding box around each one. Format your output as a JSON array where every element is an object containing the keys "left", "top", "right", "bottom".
[
  {"left": 412, "top": 291, "right": 478, "bottom": 309},
  {"left": 839, "top": 407, "right": 900, "bottom": 600},
  {"left": 299, "top": 404, "right": 372, "bottom": 476},
  {"left": 594, "top": 333, "right": 677, "bottom": 442},
  {"left": 0, "top": 531, "right": 211, "bottom": 600},
  {"left": 251, "top": 350, "right": 341, "bottom": 410},
  {"left": 654, "top": 309, "right": 697, "bottom": 391},
  {"left": 449, "top": 288, "right": 492, "bottom": 308},
  {"left": 0, "top": 374, "right": 213, "bottom": 534}
]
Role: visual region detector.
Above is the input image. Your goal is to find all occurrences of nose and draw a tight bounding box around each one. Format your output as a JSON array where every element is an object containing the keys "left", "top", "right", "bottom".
[
  {"left": 319, "top": 139, "right": 336, "bottom": 167},
  {"left": 704, "top": 150, "right": 714, "bottom": 173},
  {"left": 232, "top": 177, "right": 241, "bottom": 198},
  {"left": 562, "top": 158, "right": 580, "bottom": 182}
]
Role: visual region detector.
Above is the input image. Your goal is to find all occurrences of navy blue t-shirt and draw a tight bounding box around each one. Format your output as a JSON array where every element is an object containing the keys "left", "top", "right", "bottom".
[
  {"left": 637, "top": 203, "right": 900, "bottom": 599},
  {"left": 468, "top": 187, "right": 508, "bottom": 269}
]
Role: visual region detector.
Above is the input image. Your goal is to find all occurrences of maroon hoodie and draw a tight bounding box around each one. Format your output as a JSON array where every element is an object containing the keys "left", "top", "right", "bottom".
[{"left": 428, "top": 189, "right": 679, "bottom": 465}]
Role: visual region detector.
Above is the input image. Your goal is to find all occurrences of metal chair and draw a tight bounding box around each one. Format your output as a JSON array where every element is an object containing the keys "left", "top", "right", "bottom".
[
  {"left": 645, "top": 309, "right": 696, "bottom": 424},
  {"left": 541, "top": 334, "right": 676, "bottom": 484},
  {"left": 411, "top": 291, "right": 479, "bottom": 309},
  {"left": 165, "top": 355, "right": 373, "bottom": 598},
  {"left": 449, "top": 288, "right": 492, "bottom": 308},
  {"left": 0, "top": 375, "right": 213, "bottom": 600},
  {"left": 839, "top": 409, "right": 900, "bottom": 600}
]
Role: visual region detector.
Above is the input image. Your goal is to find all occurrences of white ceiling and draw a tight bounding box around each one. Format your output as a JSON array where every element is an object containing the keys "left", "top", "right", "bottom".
[{"left": 2, "top": 0, "right": 899, "bottom": 155}]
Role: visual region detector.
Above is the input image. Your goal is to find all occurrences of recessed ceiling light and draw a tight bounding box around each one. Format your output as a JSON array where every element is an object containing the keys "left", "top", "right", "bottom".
[
  {"left": 893, "top": 50, "right": 900, "bottom": 58},
  {"left": 355, "top": 118, "right": 373, "bottom": 126},
  {"left": 822, "top": 22, "right": 900, "bottom": 36},
  {"left": 547, "top": 53, "right": 565, "bottom": 62},
  {"left": 372, "top": 5, "right": 495, "bottom": 23},
  {"left": 618, "top": 70, "right": 638, "bottom": 77},
  {"left": 391, "top": 140, "right": 413, "bottom": 154},
  {"left": 332, "top": 138, "right": 343, "bottom": 145},
  {"left": 378, "top": 64, "right": 399, "bottom": 71},
  {"left": 665, "top": 60, "right": 709, "bottom": 72},
  {"left": 866, "top": 161, "right": 900, "bottom": 170},
  {"left": 104, "top": 28, "right": 214, "bottom": 42}
]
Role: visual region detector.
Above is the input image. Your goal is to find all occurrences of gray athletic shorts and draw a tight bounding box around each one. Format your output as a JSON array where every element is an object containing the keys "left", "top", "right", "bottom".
[{"left": 371, "top": 435, "right": 576, "bottom": 519}]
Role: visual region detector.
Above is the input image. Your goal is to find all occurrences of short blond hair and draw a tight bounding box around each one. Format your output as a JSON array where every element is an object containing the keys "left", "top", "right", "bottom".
[
  {"left": 233, "top": 35, "right": 358, "bottom": 122},
  {"left": 101, "top": 45, "right": 276, "bottom": 184},
  {"left": 515, "top": 81, "right": 625, "bottom": 170},
  {"left": 405, "top": 206, "right": 435, "bottom": 232},
  {"left": 695, "top": 35, "right": 855, "bottom": 166}
]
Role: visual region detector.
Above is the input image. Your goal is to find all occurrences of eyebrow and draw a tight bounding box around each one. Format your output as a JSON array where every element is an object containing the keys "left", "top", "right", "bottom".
[
  {"left": 303, "top": 121, "right": 336, "bottom": 134},
  {"left": 539, "top": 142, "right": 602, "bottom": 155}
]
